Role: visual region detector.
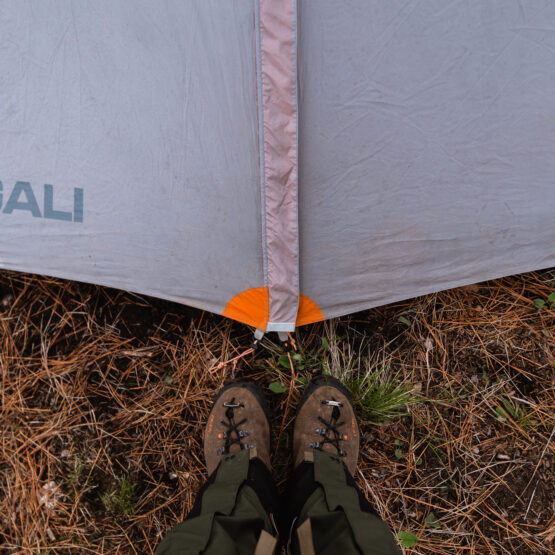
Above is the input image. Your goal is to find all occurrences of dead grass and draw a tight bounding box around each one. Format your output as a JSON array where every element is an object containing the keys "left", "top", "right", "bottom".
[{"left": 0, "top": 269, "right": 553, "bottom": 554}]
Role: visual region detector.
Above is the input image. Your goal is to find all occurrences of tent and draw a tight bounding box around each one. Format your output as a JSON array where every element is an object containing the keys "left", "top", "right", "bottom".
[{"left": 1, "top": 0, "right": 554, "bottom": 335}]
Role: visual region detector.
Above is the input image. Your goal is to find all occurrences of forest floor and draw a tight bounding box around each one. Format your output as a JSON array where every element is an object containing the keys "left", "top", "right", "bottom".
[{"left": 0, "top": 269, "right": 554, "bottom": 554}]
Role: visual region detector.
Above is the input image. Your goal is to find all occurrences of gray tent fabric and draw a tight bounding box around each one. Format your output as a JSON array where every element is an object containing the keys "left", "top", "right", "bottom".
[
  {"left": 0, "top": 0, "right": 264, "bottom": 317},
  {"left": 298, "top": 0, "right": 555, "bottom": 320},
  {"left": 1, "top": 0, "right": 554, "bottom": 331}
]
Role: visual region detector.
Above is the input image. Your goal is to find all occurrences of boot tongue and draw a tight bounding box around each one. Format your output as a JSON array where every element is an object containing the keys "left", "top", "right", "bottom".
[{"left": 228, "top": 443, "right": 244, "bottom": 455}]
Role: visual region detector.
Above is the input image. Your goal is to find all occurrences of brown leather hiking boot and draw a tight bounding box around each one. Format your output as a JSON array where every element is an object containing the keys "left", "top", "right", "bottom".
[
  {"left": 204, "top": 382, "right": 271, "bottom": 475},
  {"left": 293, "top": 375, "right": 360, "bottom": 475}
]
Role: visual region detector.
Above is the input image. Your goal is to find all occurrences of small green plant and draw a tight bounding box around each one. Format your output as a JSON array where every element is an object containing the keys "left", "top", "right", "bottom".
[
  {"left": 533, "top": 292, "right": 555, "bottom": 310},
  {"left": 345, "top": 366, "right": 421, "bottom": 425},
  {"left": 273, "top": 346, "right": 325, "bottom": 374},
  {"left": 268, "top": 381, "right": 287, "bottom": 393},
  {"left": 278, "top": 352, "right": 304, "bottom": 370},
  {"left": 397, "top": 315, "right": 411, "bottom": 326},
  {"left": 67, "top": 461, "right": 86, "bottom": 487},
  {"left": 398, "top": 531, "right": 419, "bottom": 548},
  {"left": 425, "top": 511, "right": 441, "bottom": 529},
  {"left": 101, "top": 476, "right": 138, "bottom": 515},
  {"left": 64, "top": 457, "right": 100, "bottom": 504},
  {"left": 494, "top": 397, "right": 537, "bottom": 428}
]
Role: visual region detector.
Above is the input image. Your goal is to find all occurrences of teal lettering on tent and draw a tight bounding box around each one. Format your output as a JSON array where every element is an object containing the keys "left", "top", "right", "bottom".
[
  {"left": 44, "top": 184, "right": 72, "bottom": 222},
  {"left": 74, "top": 188, "right": 84, "bottom": 223},
  {"left": 3, "top": 181, "right": 41, "bottom": 218}
]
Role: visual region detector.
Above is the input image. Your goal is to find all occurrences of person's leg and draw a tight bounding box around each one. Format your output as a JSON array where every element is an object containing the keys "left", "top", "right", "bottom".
[
  {"left": 286, "top": 450, "right": 400, "bottom": 555},
  {"left": 157, "top": 382, "right": 280, "bottom": 555},
  {"left": 286, "top": 376, "right": 401, "bottom": 555}
]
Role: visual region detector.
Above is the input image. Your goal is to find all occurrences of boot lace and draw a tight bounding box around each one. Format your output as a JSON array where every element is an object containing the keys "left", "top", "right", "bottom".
[
  {"left": 309, "top": 399, "right": 348, "bottom": 457},
  {"left": 216, "top": 398, "right": 254, "bottom": 455}
]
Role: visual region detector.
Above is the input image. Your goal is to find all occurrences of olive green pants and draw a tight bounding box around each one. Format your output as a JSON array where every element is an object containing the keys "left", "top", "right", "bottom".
[{"left": 156, "top": 450, "right": 401, "bottom": 555}]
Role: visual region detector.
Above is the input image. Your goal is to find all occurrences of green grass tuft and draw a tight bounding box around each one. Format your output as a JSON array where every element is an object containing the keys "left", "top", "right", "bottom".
[
  {"left": 344, "top": 365, "right": 421, "bottom": 425},
  {"left": 101, "top": 476, "right": 138, "bottom": 516}
]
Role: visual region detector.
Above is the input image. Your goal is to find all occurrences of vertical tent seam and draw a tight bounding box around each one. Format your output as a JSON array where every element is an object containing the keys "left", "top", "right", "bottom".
[{"left": 259, "top": 0, "right": 300, "bottom": 332}]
